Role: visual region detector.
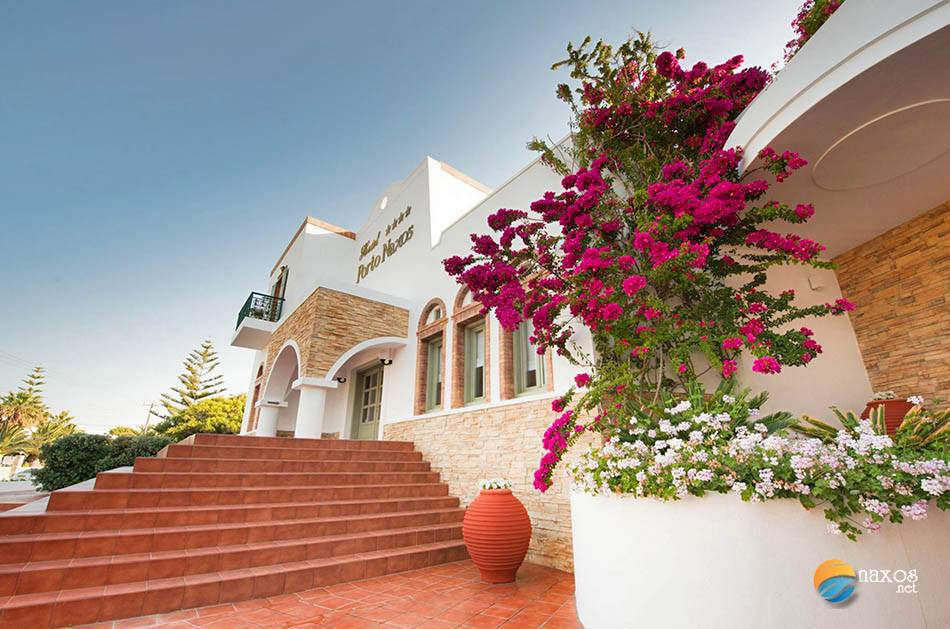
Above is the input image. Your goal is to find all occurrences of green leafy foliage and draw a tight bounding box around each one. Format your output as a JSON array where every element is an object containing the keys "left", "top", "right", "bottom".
[
  {"left": 95, "top": 434, "right": 174, "bottom": 472},
  {"left": 153, "top": 394, "right": 245, "bottom": 441},
  {"left": 108, "top": 425, "right": 154, "bottom": 437},
  {"left": 31, "top": 433, "right": 113, "bottom": 492},
  {"left": 0, "top": 422, "right": 29, "bottom": 458},
  {"left": 793, "top": 404, "right": 950, "bottom": 455},
  {"left": 154, "top": 339, "right": 226, "bottom": 420},
  {"left": 0, "top": 366, "right": 49, "bottom": 428},
  {"left": 23, "top": 411, "right": 78, "bottom": 461},
  {"left": 31, "top": 433, "right": 173, "bottom": 492}
]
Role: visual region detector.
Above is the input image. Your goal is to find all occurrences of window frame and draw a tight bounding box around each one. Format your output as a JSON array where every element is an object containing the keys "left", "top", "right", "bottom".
[
  {"left": 513, "top": 320, "right": 545, "bottom": 396},
  {"left": 424, "top": 337, "right": 443, "bottom": 411},
  {"left": 463, "top": 322, "right": 486, "bottom": 405}
]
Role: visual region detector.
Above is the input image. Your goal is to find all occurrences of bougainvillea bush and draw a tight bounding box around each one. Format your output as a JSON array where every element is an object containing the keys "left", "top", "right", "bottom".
[
  {"left": 443, "top": 29, "right": 948, "bottom": 538},
  {"left": 785, "top": 0, "right": 846, "bottom": 61},
  {"left": 444, "top": 34, "right": 850, "bottom": 484}
]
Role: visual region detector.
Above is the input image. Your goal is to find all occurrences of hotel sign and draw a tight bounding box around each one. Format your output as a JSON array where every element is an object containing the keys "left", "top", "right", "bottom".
[{"left": 357, "top": 205, "right": 414, "bottom": 283}]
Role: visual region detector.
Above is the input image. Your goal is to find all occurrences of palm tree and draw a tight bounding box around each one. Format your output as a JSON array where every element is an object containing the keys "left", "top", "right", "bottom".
[
  {"left": 0, "top": 422, "right": 28, "bottom": 455},
  {"left": 0, "top": 421, "right": 29, "bottom": 477},
  {"left": 23, "top": 411, "right": 78, "bottom": 462}
]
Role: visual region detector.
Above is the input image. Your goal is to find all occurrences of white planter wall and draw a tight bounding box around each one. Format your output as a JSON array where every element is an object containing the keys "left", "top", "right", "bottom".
[{"left": 571, "top": 490, "right": 950, "bottom": 629}]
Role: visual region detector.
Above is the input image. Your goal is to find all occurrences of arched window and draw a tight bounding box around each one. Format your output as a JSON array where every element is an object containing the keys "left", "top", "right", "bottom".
[{"left": 415, "top": 298, "right": 448, "bottom": 415}]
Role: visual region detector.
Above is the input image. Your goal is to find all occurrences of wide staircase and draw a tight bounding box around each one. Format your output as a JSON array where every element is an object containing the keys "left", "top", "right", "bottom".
[{"left": 0, "top": 434, "right": 468, "bottom": 627}]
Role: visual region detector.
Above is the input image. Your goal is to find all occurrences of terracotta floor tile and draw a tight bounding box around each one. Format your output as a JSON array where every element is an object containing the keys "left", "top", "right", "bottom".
[
  {"left": 385, "top": 611, "right": 430, "bottom": 628},
  {"left": 415, "top": 620, "right": 458, "bottom": 629},
  {"left": 460, "top": 613, "right": 507, "bottom": 629},
  {"left": 77, "top": 560, "right": 577, "bottom": 629},
  {"left": 436, "top": 608, "right": 477, "bottom": 624},
  {"left": 195, "top": 603, "right": 236, "bottom": 617}
]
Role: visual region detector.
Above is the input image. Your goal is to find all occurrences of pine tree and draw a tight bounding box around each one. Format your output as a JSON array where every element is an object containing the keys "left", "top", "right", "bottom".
[
  {"left": 0, "top": 366, "right": 49, "bottom": 428},
  {"left": 154, "top": 340, "right": 226, "bottom": 419}
]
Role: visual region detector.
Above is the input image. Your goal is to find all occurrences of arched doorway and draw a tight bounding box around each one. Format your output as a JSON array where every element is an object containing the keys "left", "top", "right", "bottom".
[
  {"left": 257, "top": 342, "right": 301, "bottom": 437},
  {"left": 325, "top": 336, "right": 406, "bottom": 440}
]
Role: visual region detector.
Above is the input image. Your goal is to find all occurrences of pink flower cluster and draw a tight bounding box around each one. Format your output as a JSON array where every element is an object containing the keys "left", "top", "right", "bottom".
[
  {"left": 785, "top": 0, "right": 845, "bottom": 61},
  {"left": 535, "top": 410, "right": 578, "bottom": 492},
  {"left": 745, "top": 229, "right": 825, "bottom": 262},
  {"left": 443, "top": 35, "right": 853, "bottom": 493}
]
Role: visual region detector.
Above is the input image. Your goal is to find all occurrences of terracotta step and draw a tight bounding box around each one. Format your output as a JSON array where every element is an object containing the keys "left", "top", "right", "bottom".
[
  {"left": 0, "top": 434, "right": 470, "bottom": 627},
  {"left": 133, "top": 455, "right": 431, "bottom": 474},
  {"left": 0, "top": 495, "right": 460, "bottom": 535},
  {"left": 162, "top": 443, "right": 424, "bottom": 462},
  {"left": 0, "top": 522, "right": 463, "bottom": 596},
  {"left": 0, "top": 539, "right": 469, "bottom": 627},
  {"left": 46, "top": 481, "right": 449, "bottom": 511},
  {"left": 93, "top": 470, "right": 442, "bottom": 490},
  {"left": 0, "top": 507, "right": 465, "bottom": 564},
  {"left": 186, "top": 433, "right": 416, "bottom": 451}
]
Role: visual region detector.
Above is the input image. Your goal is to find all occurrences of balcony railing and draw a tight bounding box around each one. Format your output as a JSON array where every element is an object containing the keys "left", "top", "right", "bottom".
[{"left": 236, "top": 292, "right": 284, "bottom": 329}]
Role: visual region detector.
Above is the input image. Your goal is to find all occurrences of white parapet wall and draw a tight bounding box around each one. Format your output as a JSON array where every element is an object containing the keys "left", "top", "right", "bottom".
[{"left": 571, "top": 490, "right": 950, "bottom": 629}]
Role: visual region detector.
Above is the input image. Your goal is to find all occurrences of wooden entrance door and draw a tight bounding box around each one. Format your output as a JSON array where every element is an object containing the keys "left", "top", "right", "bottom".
[{"left": 352, "top": 365, "right": 383, "bottom": 440}]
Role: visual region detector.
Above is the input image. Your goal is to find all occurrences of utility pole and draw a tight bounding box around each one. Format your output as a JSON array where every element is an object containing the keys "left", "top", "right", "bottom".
[{"left": 143, "top": 402, "right": 157, "bottom": 432}]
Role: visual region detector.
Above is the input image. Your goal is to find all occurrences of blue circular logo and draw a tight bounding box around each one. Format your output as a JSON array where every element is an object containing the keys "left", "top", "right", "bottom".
[{"left": 814, "top": 559, "right": 857, "bottom": 604}]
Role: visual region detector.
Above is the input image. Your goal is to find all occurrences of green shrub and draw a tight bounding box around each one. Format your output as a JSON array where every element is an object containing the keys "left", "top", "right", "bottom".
[
  {"left": 31, "top": 433, "right": 173, "bottom": 492},
  {"left": 95, "top": 434, "right": 173, "bottom": 472},
  {"left": 154, "top": 394, "right": 245, "bottom": 441},
  {"left": 32, "top": 433, "right": 112, "bottom": 492}
]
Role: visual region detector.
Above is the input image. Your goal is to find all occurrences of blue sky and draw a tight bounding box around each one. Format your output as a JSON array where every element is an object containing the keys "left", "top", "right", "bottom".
[{"left": 0, "top": 0, "right": 800, "bottom": 432}]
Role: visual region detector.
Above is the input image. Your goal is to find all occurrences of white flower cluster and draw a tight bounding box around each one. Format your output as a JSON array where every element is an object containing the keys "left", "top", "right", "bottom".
[
  {"left": 570, "top": 402, "right": 948, "bottom": 538},
  {"left": 478, "top": 478, "right": 512, "bottom": 490}
]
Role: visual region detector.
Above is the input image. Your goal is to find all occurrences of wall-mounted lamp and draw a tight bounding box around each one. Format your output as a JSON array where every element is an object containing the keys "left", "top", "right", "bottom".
[
  {"left": 335, "top": 377, "right": 347, "bottom": 384},
  {"left": 379, "top": 358, "right": 393, "bottom": 366}
]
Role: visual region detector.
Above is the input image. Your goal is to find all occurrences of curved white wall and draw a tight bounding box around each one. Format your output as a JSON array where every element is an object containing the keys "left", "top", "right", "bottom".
[
  {"left": 729, "top": 0, "right": 949, "bottom": 167},
  {"left": 572, "top": 490, "right": 950, "bottom": 629}
]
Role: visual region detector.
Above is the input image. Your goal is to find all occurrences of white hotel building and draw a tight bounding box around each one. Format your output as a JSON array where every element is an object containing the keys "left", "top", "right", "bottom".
[{"left": 230, "top": 0, "right": 948, "bottom": 571}]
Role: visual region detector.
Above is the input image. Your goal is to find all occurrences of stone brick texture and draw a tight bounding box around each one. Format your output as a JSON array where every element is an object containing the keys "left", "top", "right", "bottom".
[
  {"left": 835, "top": 203, "right": 949, "bottom": 405},
  {"left": 384, "top": 398, "right": 595, "bottom": 572},
  {"left": 264, "top": 287, "right": 409, "bottom": 380}
]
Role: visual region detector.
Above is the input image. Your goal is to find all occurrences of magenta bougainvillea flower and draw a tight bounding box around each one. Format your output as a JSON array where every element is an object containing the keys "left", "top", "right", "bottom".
[{"left": 443, "top": 32, "right": 855, "bottom": 492}]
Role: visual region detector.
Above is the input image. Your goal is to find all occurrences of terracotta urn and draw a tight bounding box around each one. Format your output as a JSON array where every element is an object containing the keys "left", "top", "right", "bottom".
[
  {"left": 861, "top": 399, "right": 914, "bottom": 436},
  {"left": 462, "top": 489, "right": 532, "bottom": 583}
]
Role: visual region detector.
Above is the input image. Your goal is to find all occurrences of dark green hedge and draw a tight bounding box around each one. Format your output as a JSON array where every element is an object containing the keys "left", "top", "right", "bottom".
[{"left": 32, "top": 433, "right": 173, "bottom": 492}]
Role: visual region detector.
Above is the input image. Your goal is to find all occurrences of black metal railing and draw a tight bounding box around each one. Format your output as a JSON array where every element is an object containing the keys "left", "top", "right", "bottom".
[{"left": 236, "top": 292, "right": 284, "bottom": 329}]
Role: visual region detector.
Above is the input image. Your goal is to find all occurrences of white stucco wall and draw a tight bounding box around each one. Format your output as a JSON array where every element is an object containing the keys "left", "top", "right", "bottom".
[
  {"left": 240, "top": 150, "right": 875, "bottom": 435},
  {"left": 739, "top": 265, "right": 873, "bottom": 419},
  {"left": 572, "top": 491, "right": 950, "bottom": 629},
  {"left": 271, "top": 223, "right": 357, "bottom": 319}
]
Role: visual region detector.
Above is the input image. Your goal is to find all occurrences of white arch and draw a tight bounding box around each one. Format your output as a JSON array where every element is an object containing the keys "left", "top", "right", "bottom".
[
  {"left": 325, "top": 336, "right": 407, "bottom": 381},
  {"left": 262, "top": 340, "right": 302, "bottom": 402}
]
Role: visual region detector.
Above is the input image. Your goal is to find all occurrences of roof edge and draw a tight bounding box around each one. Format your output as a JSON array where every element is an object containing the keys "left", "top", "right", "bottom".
[{"left": 271, "top": 216, "right": 356, "bottom": 276}]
